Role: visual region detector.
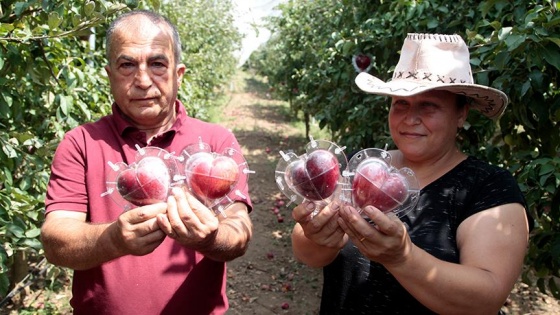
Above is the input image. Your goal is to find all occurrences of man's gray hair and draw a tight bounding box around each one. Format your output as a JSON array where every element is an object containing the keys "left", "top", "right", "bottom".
[{"left": 105, "top": 10, "right": 182, "bottom": 64}]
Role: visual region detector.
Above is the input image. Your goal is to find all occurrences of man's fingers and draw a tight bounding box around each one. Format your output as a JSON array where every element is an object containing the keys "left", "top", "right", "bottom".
[{"left": 126, "top": 202, "right": 168, "bottom": 224}]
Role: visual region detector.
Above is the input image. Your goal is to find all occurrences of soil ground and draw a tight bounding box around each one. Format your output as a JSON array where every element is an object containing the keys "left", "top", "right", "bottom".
[{"left": 2, "top": 70, "right": 560, "bottom": 314}]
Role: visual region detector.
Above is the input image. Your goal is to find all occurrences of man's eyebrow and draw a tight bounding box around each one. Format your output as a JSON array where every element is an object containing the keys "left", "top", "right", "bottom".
[
  {"left": 115, "top": 55, "right": 135, "bottom": 63},
  {"left": 114, "top": 54, "right": 169, "bottom": 63},
  {"left": 148, "top": 54, "right": 169, "bottom": 63}
]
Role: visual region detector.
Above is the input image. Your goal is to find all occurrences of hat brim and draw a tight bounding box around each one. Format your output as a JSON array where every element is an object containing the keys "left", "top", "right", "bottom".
[{"left": 355, "top": 72, "right": 508, "bottom": 119}]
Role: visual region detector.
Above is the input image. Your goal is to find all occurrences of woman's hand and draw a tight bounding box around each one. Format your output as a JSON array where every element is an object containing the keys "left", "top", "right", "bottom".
[
  {"left": 338, "top": 205, "right": 412, "bottom": 267},
  {"left": 293, "top": 200, "right": 347, "bottom": 249}
]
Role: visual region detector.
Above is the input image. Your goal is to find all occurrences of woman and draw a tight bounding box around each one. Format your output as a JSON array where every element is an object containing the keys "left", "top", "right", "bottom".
[{"left": 290, "top": 33, "right": 530, "bottom": 314}]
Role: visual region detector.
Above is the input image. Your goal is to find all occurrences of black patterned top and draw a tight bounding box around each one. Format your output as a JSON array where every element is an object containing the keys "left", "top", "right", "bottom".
[{"left": 319, "top": 156, "right": 528, "bottom": 314}]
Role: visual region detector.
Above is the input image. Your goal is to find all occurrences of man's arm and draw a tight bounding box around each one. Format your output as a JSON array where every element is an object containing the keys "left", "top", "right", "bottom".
[{"left": 41, "top": 203, "right": 168, "bottom": 270}]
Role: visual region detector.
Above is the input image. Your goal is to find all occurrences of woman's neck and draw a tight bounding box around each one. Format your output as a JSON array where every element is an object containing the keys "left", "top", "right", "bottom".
[{"left": 390, "top": 149, "right": 467, "bottom": 188}]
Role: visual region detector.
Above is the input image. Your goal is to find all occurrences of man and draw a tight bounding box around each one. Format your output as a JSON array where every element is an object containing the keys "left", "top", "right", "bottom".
[{"left": 40, "top": 10, "right": 252, "bottom": 315}]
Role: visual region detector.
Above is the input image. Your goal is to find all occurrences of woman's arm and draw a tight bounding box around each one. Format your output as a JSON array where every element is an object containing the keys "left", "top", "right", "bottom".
[
  {"left": 291, "top": 201, "right": 348, "bottom": 268},
  {"left": 339, "top": 203, "right": 529, "bottom": 315}
]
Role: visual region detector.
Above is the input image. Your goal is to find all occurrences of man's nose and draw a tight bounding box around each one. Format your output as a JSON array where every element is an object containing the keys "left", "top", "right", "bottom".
[{"left": 134, "top": 65, "right": 152, "bottom": 89}]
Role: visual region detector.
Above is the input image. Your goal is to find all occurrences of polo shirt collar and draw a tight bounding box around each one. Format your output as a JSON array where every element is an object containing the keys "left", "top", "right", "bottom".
[{"left": 112, "top": 100, "right": 187, "bottom": 144}]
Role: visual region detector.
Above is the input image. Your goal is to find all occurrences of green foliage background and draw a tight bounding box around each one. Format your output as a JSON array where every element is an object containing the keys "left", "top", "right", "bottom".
[
  {"left": 248, "top": 0, "right": 560, "bottom": 298},
  {"left": 0, "top": 0, "right": 241, "bottom": 299}
]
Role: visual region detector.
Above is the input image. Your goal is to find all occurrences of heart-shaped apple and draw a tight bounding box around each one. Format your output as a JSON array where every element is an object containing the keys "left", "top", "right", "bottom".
[
  {"left": 116, "top": 156, "right": 171, "bottom": 206},
  {"left": 351, "top": 157, "right": 409, "bottom": 212},
  {"left": 353, "top": 54, "right": 371, "bottom": 72},
  {"left": 185, "top": 152, "right": 240, "bottom": 203},
  {"left": 286, "top": 149, "right": 340, "bottom": 201}
]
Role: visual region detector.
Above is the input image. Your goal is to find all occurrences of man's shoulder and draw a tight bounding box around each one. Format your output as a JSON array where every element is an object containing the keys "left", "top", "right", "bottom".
[
  {"left": 62, "top": 114, "right": 116, "bottom": 142},
  {"left": 182, "top": 115, "right": 232, "bottom": 134}
]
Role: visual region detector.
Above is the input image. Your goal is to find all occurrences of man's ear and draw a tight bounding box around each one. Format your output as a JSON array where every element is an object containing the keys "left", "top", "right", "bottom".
[{"left": 176, "top": 63, "right": 186, "bottom": 83}]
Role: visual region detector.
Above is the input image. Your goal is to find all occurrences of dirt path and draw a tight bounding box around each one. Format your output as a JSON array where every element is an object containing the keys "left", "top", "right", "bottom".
[
  {"left": 220, "top": 70, "right": 560, "bottom": 315},
  {"left": 220, "top": 71, "right": 323, "bottom": 314}
]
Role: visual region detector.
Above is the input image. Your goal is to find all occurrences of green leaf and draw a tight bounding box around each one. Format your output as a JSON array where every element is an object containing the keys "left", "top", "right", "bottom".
[
  {"left": 0, "top": 23, "right": 15, "bottom": 33},
  {"left": 539, "top": 163, "right": 555, "bottom": 176},
  {"left": 7, "top": 224, "right": 25, "bottom": 239},
  {"left": 24, "top": 228, "right": 41, "bottom": 239},
  {"left": 1, "top": 143, "right": 17, "bottom": 159},
  {"left": 84, "top": 1, "right": 96, "bottom": 17},
  {"left": 504, "top": 34, "right": 526, "bottom": 51},
  {"left": 541, "top": 45, "right": 560, "bottom": 72},
  {"left": 48, "top": 11, "right": 62, "bottom": 30},
  {"left": 14, "top": 2, "right": 30, "bottom": 16},
  {"left": 546, "top": 37, "right": 560, "bottom": 48}
]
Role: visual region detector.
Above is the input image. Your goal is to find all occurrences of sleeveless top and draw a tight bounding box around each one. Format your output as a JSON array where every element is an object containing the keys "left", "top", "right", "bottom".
[{"left": 319, "top": 156, "right": 527, "bottom": 314}]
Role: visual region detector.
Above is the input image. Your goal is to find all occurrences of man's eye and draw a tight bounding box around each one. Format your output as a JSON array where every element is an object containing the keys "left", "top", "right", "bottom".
[{"left": 119, "top": 62, "right": 135, "bottom": 68}]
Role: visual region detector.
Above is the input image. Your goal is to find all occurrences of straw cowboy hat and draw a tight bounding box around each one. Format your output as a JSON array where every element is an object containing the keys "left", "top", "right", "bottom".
[{"left": 355, "top": 33, "right": 508, "bottom": 119}]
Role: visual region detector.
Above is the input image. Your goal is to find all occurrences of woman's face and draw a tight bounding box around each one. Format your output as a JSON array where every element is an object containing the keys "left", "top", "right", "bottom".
[{"left": 389, "top": 90, "right": 468, "bottom": 163}]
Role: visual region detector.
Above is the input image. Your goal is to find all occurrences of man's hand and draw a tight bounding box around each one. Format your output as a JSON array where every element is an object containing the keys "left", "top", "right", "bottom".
[{"left": 157, "top": 187, "right": 220, "bottom": 250}]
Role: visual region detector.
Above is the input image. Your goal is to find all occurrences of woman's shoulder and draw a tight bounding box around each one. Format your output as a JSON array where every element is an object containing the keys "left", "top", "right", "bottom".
[{"left": 459, "top": 156, "right": 512, "bottom": 177}]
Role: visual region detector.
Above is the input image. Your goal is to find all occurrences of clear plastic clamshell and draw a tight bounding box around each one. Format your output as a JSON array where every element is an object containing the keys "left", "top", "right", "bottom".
[
  {"left": 275, "top": 137, "right": 347, "bottom": 216},
  {"left": 179, "top": 138, "right": 254, "bottom": 217},
  {"left": 342, "top": 148, "right": 420, "bottom": 219},
  {"left": 102, "top": 146, "right": 181, "bottom": 210}
]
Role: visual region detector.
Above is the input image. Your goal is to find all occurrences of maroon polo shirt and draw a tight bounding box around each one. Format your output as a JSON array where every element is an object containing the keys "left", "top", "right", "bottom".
[{"left": 45, "top": 100, "right": 251, "bottom": 315}]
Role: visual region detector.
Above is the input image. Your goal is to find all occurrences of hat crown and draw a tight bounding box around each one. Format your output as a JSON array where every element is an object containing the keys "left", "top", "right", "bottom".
[
  {"left": 354, "top": 33, "right": 509, "bottom": 119},
  {"left": 392, "top": 33, "right": 474, "bottom": 85}
]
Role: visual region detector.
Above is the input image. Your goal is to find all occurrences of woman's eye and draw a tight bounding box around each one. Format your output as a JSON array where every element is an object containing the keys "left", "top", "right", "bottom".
[{"left": 392, "top": 100, "right": 408, "bottom": 108}]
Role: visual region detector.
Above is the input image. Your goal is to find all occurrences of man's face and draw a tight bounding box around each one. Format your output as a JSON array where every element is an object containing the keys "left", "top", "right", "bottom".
[{"left": 105, "top": 16, "right": 185, "bottom": 129}]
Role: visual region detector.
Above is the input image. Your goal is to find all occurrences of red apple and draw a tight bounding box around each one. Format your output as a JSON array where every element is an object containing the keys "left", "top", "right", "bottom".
[
  {"left": 353, "top": 54, "right": 371, "bottom": 72},
  {"left": 352, "top": 158, "right": 409, "bottom": 212},
  {"left": 286, "top": 149, "right": 339, "bottom": 201},
  {"left": 378, "top": 173, "right": 409, "bottom": 210},
  {"left": 117, "top": 156, "right": 171, "bottom": 206},
  {"left": 186, "top": 152, "right": 240, "bottom": 202}
]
